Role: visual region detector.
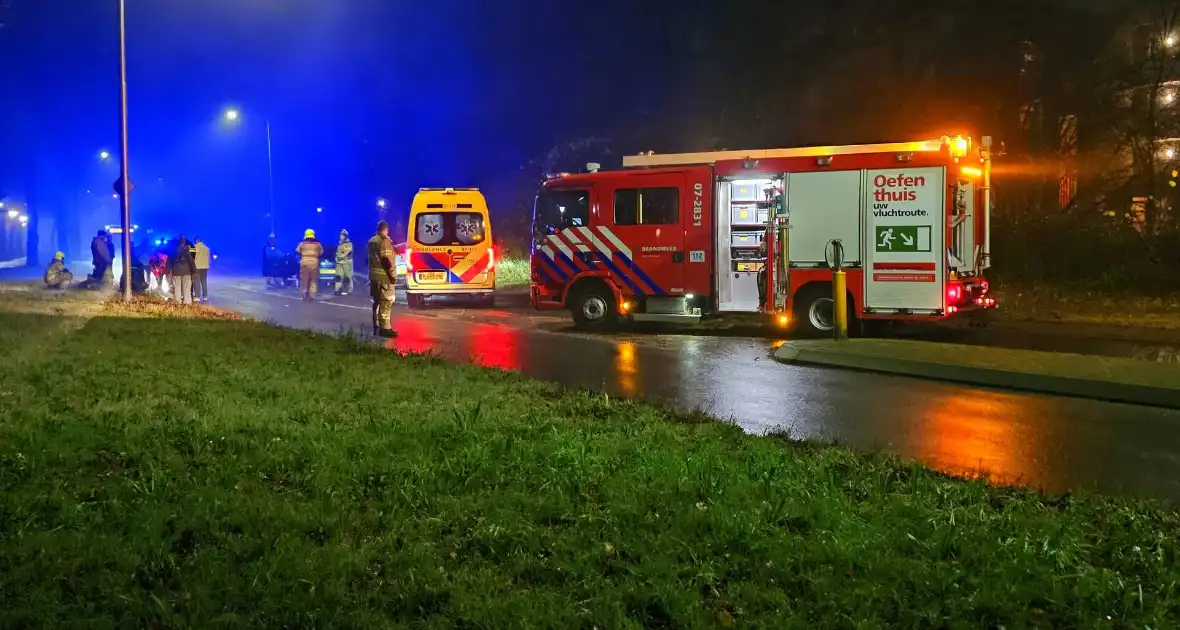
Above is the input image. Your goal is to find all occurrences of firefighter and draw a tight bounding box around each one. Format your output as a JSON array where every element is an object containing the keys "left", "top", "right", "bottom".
[
  {"left": 335, "top": 229, "right": 354, "bottom": 296},
  {"left": 367, "top": 220, "right": 398, "bottom": 337},
  {"left": 44, "top": 251, "right": 73, "bottom": 289},
  {"left": 295, "top": 229, "right": 324, "bottom": 301}
]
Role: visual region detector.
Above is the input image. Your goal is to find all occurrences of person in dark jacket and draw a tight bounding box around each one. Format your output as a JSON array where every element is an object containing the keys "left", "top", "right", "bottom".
[
  {"left": 90, "top": 230, "right": 112, "bottom": 288},
  {"left": 263, "top": 235, "right": 284, "bottom": 288},
  {"left": 171, "top": 235, "right": 198, "bottom": 304}
]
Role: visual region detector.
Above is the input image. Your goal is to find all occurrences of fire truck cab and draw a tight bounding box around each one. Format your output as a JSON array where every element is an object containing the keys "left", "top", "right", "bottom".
[{"left": 529, "top": 135, "right": 996, "bottom": 334}]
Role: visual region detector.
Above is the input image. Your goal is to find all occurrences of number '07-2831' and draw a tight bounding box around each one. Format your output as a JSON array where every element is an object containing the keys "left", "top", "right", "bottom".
[{"left": 692, "top": 182, "right": 704, "bottom": 227}]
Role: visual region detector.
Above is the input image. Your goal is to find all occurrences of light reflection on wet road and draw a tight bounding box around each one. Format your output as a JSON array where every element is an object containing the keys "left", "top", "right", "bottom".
[{"left": 215, "top": 278, "right": 1180, "bottom": 503}]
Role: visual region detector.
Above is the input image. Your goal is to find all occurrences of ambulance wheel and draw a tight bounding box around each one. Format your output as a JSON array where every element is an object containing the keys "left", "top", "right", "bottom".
[
  {"left": 407, "top": 294, "right": 426, "bottom": 309},
  {"left": 571, "top": 285, "right": 617, "bottom": 331}
]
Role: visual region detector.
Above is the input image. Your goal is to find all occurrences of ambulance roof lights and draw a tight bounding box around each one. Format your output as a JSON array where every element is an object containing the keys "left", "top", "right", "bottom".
[{"left": 545, "top": 173, "right": 571, "bottom": 180}]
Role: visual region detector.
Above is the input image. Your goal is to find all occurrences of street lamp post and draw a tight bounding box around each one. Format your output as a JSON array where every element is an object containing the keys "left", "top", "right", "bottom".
[
  {"left": 116, "top": 0, "right": 133, "bottom": 301},
  {"left": 225, "top": 109, "right": 277, "bottom": 236}
]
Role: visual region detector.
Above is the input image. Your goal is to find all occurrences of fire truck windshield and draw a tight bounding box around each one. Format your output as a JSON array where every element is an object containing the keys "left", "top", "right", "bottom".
[{"left": 533, "top": 189, "right": 589, "bottom": 242}]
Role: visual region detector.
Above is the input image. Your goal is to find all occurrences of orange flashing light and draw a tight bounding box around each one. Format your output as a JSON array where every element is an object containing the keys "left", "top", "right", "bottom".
[
  {"left": 947, "top": 135, "right": 970, "bottom": 157},
  {"left": 960, "top": 166, "right": 983, "bottom": 178}
]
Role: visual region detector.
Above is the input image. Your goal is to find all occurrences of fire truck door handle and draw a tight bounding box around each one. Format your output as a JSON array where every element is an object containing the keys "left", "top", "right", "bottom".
[{"left": 672, "top": 251, "right": 685, "bottom": 263}]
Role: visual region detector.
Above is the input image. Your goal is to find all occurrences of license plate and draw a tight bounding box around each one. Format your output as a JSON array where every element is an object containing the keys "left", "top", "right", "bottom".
[{"left": 417, "top": 271, "right": 446, "bottom": 282}]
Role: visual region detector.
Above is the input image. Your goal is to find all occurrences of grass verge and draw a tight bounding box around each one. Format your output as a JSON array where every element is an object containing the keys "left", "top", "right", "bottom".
[
  {"left": 1, "top": 305, "right": 1178, "bottom": 627},
  {"left": 495, "top": 255, "right": 530, "bottom": 288},
  {"left": 784, "top": 338, "right": 1180, "bottom": 389},
  {"left": 994, "top": 282, "right": 1180, "bottom": 330}
]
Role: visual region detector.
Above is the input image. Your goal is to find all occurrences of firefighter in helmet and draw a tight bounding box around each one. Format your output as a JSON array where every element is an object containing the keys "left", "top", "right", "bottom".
[{"left": 295, "top": 228, "right": 323, "bottom": 301}]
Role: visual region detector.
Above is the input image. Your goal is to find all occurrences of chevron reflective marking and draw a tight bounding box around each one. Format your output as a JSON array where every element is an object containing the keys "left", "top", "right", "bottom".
[
  {"left": 624, "top": 258, "right": 665, "bottom": 295},
  {"left": 576, "top": 226, "right": 612, "bottom": 256},
  {"left": 532, "top": 257, "right": 557, "bottom": 284},
  {"left": 596, "top": 252, "right": 643, "bottom": 295},
  {"left": 535, "top": 252, "right": 569, "bottom": 281},
  {"left": 596, "top": 227, "right": 631, "bottom": 259},
  {"left": 544, "top": 237, "right": 581, "bottom": 275},
  {"left": 562, "top": 229, "right": 592, "bottom": 253},
  {"left": 547, "top": 234, "right": 574, "bottom": 260}
]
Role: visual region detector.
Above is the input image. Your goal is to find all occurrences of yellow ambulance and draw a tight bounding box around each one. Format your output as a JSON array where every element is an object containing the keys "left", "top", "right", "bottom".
[{"left": 404, "top": 187, "right": 496, "bottom": 308}]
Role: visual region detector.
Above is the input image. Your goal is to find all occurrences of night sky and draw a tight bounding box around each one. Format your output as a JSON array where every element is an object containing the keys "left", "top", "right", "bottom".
[{"left": 0, "top": 0, "right": 1134, "bottom": 258}]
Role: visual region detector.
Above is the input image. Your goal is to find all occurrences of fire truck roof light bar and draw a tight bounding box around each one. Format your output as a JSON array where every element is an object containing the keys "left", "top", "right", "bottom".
[{"left": 622, "top": 137, "right": 965, "bottom": 168}]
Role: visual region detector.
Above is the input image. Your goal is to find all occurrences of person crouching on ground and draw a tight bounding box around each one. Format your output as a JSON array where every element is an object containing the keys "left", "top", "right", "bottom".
[
  {"left": 296, "top": 228, "right": 323, "bottom": 301},
  {"left": 44, "top": 251, "right": 73, "bottom": 289},
  {"left": 170, "top": 235, "right": 198, "bottom": 304}
]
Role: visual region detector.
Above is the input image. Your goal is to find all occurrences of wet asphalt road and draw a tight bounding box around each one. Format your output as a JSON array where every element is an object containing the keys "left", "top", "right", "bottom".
[{"left": 210, "top": 276, "right": 1180, "bottom": 503}]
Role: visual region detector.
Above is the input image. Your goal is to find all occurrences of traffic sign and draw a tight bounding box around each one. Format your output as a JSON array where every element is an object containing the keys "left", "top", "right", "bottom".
[{"left": 112, "top": 176, "right": 136, "bottom": 196}]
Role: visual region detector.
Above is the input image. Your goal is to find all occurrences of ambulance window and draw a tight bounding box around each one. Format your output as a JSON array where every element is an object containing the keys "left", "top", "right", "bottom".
[
  {"left": 454, "top": 213, "right": 486, "bottom": 246},
  {"left": 614, "top": 187, "right": 678, "bottom": 226},
  {"left": 415, "top": 213, "right": 445, "bottom": 245}
]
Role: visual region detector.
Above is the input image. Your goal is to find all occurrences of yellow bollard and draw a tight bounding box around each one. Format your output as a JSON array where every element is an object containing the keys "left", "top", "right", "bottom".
[{"left": 833, "top": 269, "right": 848, "bottom": 340}]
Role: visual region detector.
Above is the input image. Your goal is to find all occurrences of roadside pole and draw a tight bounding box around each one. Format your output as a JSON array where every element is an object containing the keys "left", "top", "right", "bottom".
[
  {"left": 116, "top": 0, "right": 133, "bottom": 302},
  {"left": 829, "top": 239, "right": 848, "bottom": 340}
]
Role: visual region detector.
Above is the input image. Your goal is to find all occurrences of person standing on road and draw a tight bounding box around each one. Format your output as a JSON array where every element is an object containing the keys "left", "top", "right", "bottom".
[
  {"left": 171, "top": 235, "right": 197, "bottom": 304},
  {"left": 103, "top": 232, "right": 116, "bottom": 287},
  {"left": 335, "top": 229, "right": 354, "bottom": 296},
  {"left": 193, "top": 237, "right": 211, "bottom": 303},
  {"left": 263, "top": 235, "right": 283, "bottom": 288},
  {"left": 295, "top": 229, "right": 323, "bottom": 301},
  {"left": 90, "top": 230, "right": 112, "bottom": 288},
  {"left": 44, "top": 251, "right": 73, "bottom": 289},
  {"left": 367, "top": 220, "right": 398, "bottom": 338}
]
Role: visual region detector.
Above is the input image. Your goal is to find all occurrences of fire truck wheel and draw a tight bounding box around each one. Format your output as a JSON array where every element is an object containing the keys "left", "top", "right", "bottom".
[
  {"left": 407, "top": 294, "right": 426, "bottom": 309},
  {"left": 793, "top": 285, "right": 853, "bottom": 337},
  {"left": 570, "top": 285, "right": 617, "bottom": 331}
]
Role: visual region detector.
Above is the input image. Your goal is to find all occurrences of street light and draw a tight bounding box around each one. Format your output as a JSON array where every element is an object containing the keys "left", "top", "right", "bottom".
[
  {"left": 116, "top": 0, "right": 133, "bottom": 301},
  {"left": 316, "top": 206, "right": 323, "bottom": 213},
  {"left": 6, "top": 209, "right": 17, "bottom": 219},
  {"left": 18, "top": 214, "right": 27, "bottom": 223},
  {"left": 377, "top": 198, "right": 387, "bottom": 208},
  {"left": 99, "top": 150, "right": 111, "bottom": 160},
  {"left": 223, "top": 107, "right": 276, "bottom": 236}
]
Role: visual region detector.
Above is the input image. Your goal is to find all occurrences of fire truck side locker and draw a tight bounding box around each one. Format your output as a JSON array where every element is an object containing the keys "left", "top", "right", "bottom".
[
  {"left": 785, "top": 171, "right": 863, "bottom": 268},
  {"left": 715, "top": 177, "right": 776, "bottom": 313}
]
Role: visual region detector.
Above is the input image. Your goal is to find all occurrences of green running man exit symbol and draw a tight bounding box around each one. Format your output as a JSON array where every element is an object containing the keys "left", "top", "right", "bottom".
[{"left": 875, "top": 226, "right": 932, "bottom": 253}]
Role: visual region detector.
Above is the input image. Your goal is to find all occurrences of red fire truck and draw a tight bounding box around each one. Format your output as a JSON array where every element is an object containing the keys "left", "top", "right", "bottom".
[{"left": 529, "top": 135, "right": 997, "bottom": 334}]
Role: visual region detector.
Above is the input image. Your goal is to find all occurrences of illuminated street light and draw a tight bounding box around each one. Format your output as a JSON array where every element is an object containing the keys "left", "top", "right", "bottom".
[
  {"left": 1167, "top": 35, "right": 1176, "bottom": 47},
  {"left": 99, "top": 150, "right": 111, "bottom": 160},
  {"left": 6, "top": 209, "right": 17, "bottom": 219},
  {"left": 18, "top": 214, "right": 28, "bottom": 223},
  {"left": 223, "top": 106, "right": 276, "bottom": 235},
  {"left": 316, "top": 206, "right": 323, "bottom": 213},
  {"left": 377, "top": 198, "right": 387, "bottom": 208}
]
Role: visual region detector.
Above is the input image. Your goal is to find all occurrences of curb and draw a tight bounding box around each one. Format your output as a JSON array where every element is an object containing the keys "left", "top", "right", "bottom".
[{"left": 773, "top": 342, "right": 1180, "bottom": 410}]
